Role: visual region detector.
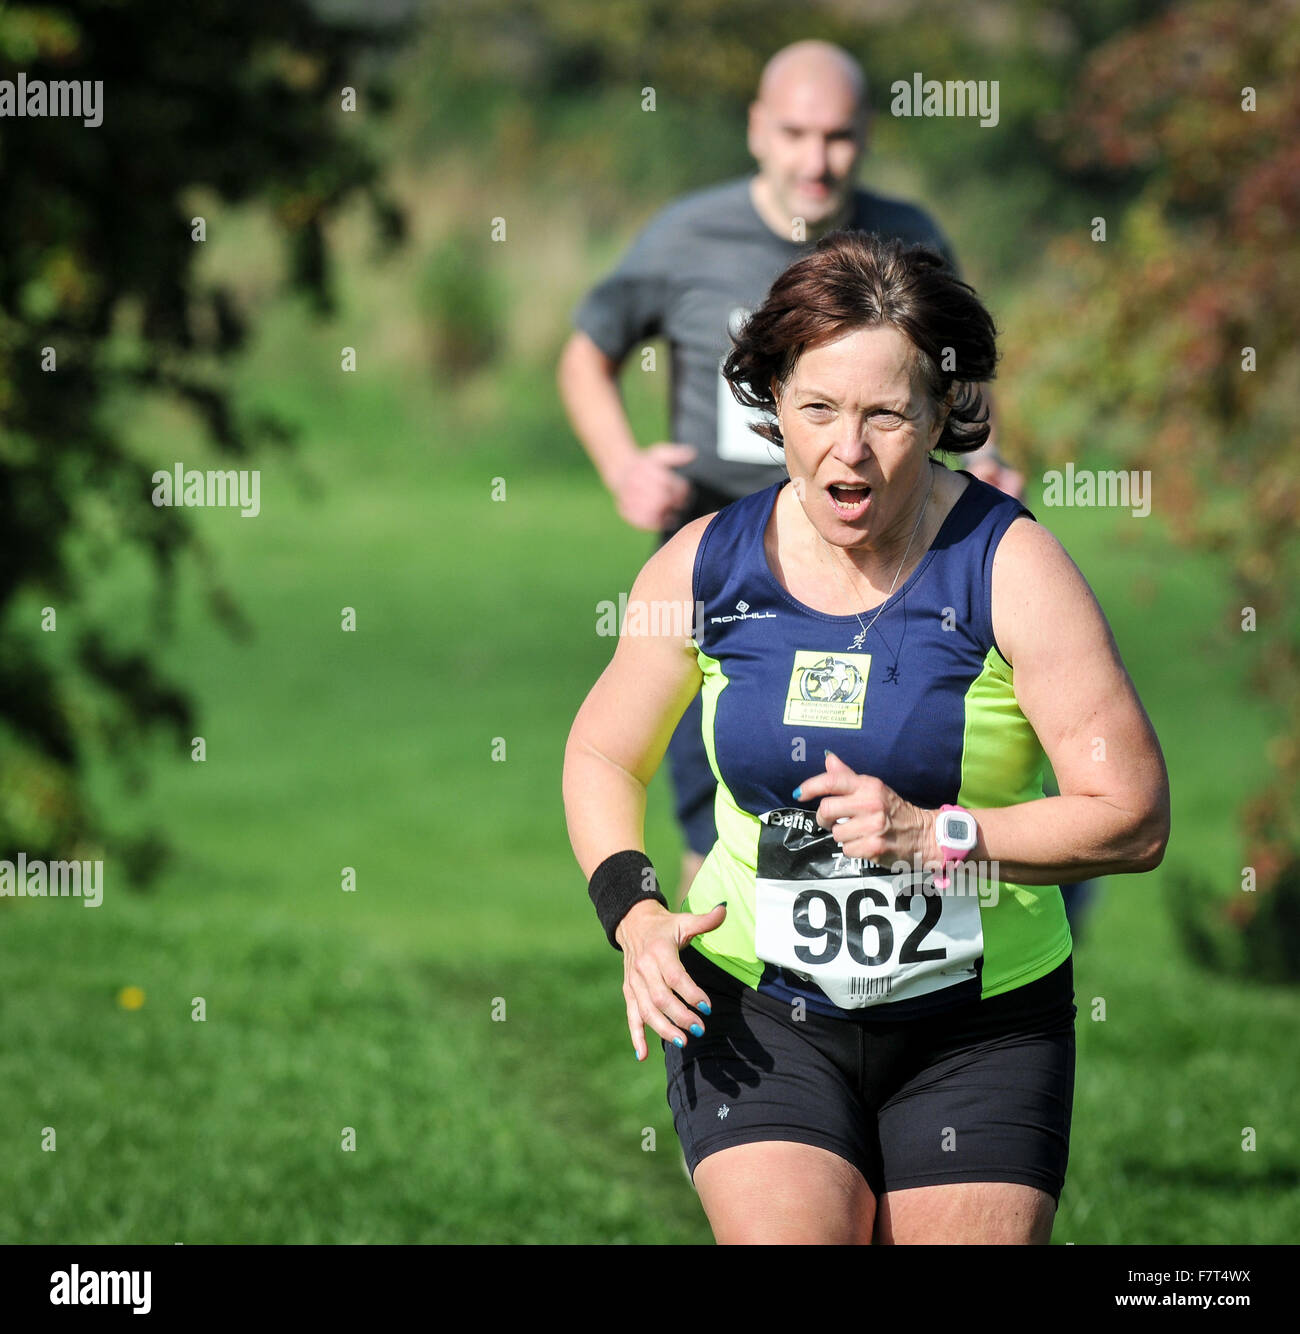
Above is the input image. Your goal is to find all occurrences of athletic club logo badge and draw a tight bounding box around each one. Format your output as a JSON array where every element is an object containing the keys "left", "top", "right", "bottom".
[{"left": 782, "top": 651, "right": 872, "bottom": 728}]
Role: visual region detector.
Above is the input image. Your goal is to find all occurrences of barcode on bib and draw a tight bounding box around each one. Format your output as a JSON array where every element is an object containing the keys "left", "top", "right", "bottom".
[{"left": 847, "top": 976, "right": 892, "bottom": 1000}]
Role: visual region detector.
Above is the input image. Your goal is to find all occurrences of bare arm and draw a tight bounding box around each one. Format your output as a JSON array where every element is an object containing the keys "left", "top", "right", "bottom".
[
  {"left": 801, "top": 515, "right": 1169, "bottom": 881},
  {"left": 563, "top": 514, "right": 726, "bottom": 1058},
  {"left": 556, "top": 330, "right": 641, "bottom": 493},
  {"left": 960, "top": 516, "right": 1170, "bottom": 881},
  {"left": 556, "top": 330, "right": 695, "bottom": 532},
  {"left": 563, "top": 514, "right": 709, "bottom": 875}
]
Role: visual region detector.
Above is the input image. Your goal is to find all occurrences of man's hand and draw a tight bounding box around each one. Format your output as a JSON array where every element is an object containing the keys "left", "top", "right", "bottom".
[
  {"left": 964, "top": 446, "right": 1025, "bottom": 502},
  {"left": 612, "top": 443, "right": 697, "bottom": 532}
]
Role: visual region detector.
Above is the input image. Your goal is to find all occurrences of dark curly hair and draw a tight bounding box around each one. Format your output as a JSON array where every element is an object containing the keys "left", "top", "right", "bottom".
[{"left": 721, "top": 231, "right": 999, "bottom": 453}]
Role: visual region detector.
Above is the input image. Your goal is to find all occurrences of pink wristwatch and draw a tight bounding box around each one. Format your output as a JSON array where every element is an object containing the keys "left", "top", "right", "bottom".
[{"left": 934, "top": 804, "right": 978, "bottom": 889}]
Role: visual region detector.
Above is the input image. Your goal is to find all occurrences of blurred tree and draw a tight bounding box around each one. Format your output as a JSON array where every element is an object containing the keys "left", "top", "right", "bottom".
[
  {"left": 997, "top": 0, "right": 1300, "bottom": 977},
  {"left": 418, "top": 228, "right": 503, "bottom": 376},
  {"left": 0, "top": 2, "right": 405, "bottom": 880}
]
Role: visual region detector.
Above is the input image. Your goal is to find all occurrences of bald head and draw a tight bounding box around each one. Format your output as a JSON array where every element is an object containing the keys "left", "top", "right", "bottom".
[
  {"left": 747, "top": 41, "right": 869, "bottom": 237},
  {"left": 757, "top": 41, "right": 867, "bottom": 114}
]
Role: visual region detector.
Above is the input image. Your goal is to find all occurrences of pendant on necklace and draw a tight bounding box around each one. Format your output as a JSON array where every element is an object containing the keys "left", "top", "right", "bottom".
[{"left": 849, "top": 629, "right": 867, "bottom": 650}]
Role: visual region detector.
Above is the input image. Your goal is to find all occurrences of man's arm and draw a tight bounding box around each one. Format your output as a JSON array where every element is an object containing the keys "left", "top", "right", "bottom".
[
  {"left": 557, "top": 327, "right": 697, "bottom": 534},
  {"left": 556, "top": 330, "right": 642, "bottom": 493},
  {"left": 560, "top": 204, "right": 707, "bottom": 532}
]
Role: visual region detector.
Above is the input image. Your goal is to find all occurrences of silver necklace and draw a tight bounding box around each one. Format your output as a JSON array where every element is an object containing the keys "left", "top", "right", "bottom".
[{"left": 823, "top": 461, "right": 935, "bottom": 651}]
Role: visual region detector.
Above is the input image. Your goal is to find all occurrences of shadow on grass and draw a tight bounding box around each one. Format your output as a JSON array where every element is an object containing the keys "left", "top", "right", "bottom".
[{"left": 1116, "top": 1160, "right": 1300, "bottom": 1193}]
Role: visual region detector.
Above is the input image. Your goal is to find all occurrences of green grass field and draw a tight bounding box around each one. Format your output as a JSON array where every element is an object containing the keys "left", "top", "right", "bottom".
[{"left": 1, "top": 236, "right": 1296, "bottom": 1244}]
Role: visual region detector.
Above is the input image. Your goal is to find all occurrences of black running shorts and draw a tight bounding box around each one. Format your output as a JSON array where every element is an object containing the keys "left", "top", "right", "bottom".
[{"left": 664, "top": 944, "right": 1076, "bottom": 1202}]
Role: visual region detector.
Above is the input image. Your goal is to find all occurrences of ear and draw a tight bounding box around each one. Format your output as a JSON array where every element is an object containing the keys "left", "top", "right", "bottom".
[
  {"left": 857, "top": 107, "right": 873, "bottom": 158},
  {"left": 746, "top": 100, "right": 762, "bottom": 160}
]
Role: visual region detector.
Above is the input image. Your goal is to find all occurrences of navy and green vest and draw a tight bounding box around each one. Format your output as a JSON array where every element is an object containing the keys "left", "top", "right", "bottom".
[{"left": 682, "top": 470, "right": 1073, "bottom": 1020}]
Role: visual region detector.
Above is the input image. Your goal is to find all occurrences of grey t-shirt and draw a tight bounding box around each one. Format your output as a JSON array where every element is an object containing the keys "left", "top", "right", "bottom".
[{"left": 572, "top": 174, "right": 958, "bottom": 503}]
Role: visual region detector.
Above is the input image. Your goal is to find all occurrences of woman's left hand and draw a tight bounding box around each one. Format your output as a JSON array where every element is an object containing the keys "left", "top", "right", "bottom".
[{"left": 795, "top": 750, "right": 938, "bottom": 869}]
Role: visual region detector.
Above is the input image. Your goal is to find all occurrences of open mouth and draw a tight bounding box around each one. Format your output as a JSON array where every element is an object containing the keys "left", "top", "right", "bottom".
[{"left": 828, "top": 483, "right": 872, "bottom": 517}]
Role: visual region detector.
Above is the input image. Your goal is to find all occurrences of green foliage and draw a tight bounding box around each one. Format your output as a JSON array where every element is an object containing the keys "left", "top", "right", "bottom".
[
  {"left": 408, "top": 0, "right": 1171, "bottom": 282},
  {"left": 417, "top": 229, "right": 503, "bottom": 376},
  {"left": 1170, "top": 860, "right": 1300, "bottom": 985},
  {"left": 0, "top": 2, "right": 406, "bottom": 871},
  {"left": 1000, "top": 0, "right": 1300, "bottom": 974}
]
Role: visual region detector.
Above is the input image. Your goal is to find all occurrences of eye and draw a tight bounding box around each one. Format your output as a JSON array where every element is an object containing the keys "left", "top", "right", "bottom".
[
  {"left": 802, "top": 402, "right": 832, "bottom": 415},
  {"left": 870, "top": 410, "right": 905, "bottom": 427}
]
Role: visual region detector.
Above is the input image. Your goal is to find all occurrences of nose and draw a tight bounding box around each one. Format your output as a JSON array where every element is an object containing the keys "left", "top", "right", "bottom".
[
  {"left": 802, "top": 136, "right": 829, "bottom": 179},
  {"left": 831, "top": 419, "right": 872, "bottom": 467}
]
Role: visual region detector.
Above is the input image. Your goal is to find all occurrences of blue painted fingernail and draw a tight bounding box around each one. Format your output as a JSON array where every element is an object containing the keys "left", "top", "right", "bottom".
[
  {"left": 673, "top": 1036, "right": 685, "bottom": 1048},
  {"left": 792, "top": 786, "right": 802, "bottom": 800},
  {"left": 698, "top": 1002, "right": 712, "bottom": 1016},
  {"left": 690, "top": 1023, "right": 704, "bottom": 1036}
]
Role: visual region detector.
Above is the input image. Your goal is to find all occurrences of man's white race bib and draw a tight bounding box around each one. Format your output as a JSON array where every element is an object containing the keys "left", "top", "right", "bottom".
[
  {"left": 753, "top": 808, "right": 983, "bottom": 1009},
  {"left": 716, "top": 307, "right": 784, "bottom": 466}
]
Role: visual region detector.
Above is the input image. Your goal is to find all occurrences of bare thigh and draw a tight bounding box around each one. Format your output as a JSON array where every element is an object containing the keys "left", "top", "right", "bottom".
[
  {"left": 692, "top": 1141, "right": 876, "bottom": 1244},
  {"left": 874, "top": 1181, "right": 1056, "bottom": 1245}
]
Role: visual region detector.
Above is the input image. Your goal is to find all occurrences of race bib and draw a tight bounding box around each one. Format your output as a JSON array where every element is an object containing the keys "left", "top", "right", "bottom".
[
  {"left": 716, "top": 307, "right": 783, "bottom": 466},
  {"left": 753, "top": 808, "right": 983, "bottom": 1009}
]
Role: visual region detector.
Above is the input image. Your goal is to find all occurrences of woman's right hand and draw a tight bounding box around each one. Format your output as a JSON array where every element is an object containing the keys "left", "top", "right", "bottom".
[{"left": 615, "top": 898, "right": 728, "bottom": 1061}]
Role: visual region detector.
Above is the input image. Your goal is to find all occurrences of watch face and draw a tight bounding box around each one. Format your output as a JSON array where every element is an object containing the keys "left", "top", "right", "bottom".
[{"left": 939, "top": 811, "right": 977, "bottom": 850}]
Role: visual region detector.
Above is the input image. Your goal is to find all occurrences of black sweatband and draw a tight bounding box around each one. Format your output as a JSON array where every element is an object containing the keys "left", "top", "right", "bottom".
[{"left": 588, "top": 850, "right": 668, "bottom": 950}]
